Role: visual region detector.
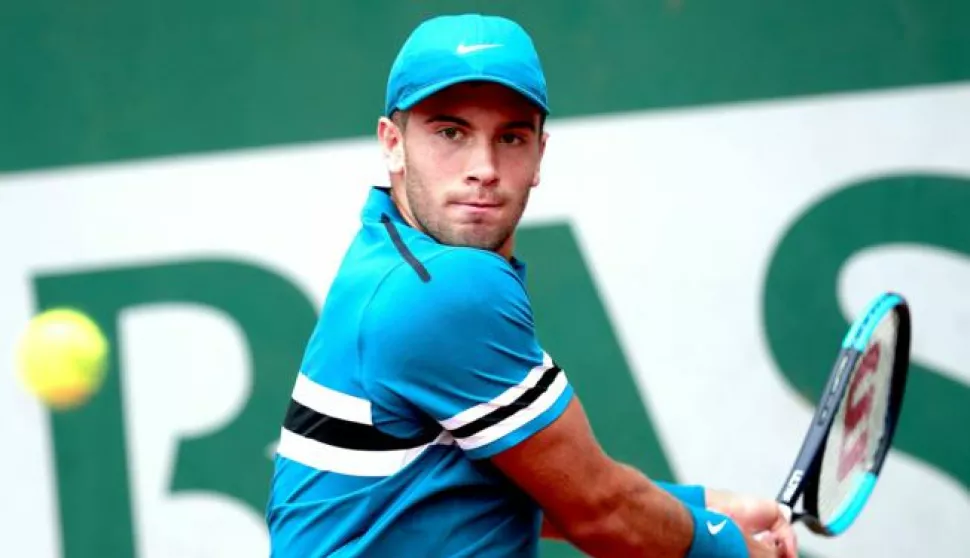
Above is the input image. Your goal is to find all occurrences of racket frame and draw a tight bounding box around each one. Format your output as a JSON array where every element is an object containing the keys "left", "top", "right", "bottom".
[{"left": 774, "top": 292, "right": 911, "bottom": 537}]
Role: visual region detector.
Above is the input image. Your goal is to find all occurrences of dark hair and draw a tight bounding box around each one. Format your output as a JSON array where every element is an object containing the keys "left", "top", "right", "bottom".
[{"left": 391, "top": 110, "right": 409, "bottom": 129}]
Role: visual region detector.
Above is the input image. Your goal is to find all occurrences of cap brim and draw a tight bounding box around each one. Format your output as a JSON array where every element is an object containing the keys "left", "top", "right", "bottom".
[{"left": 390, "top": 74, "right": 549, "bottom": 115}]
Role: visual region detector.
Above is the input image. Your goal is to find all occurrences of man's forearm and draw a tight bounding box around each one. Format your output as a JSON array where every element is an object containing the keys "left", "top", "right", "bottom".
[
  {"left": 541, "top": 516, "right": 564, "bottom": 540},
  {"left": 555, "top": 464, "right": 694, "bottom": 556},
  {"left": 555, "top": 464, "right": 750, "bottom": 558}
]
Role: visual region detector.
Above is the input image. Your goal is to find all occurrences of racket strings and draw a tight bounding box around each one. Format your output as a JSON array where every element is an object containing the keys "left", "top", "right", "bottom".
[{"left": 816, "top": 313, "right": 898, "bottom": 526}]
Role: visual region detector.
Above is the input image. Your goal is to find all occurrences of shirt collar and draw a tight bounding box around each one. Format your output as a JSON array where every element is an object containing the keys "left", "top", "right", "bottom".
[
  {"left": 361, "top": 186, "right": 528, "bottom": 281},
  {"left": 361, "top": 186, "right": 404, "bottom": 224}
]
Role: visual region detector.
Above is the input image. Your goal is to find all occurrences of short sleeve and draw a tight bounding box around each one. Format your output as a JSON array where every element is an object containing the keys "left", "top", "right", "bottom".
[{"left": 360, "top": 248, "right": 573, "bottom": 460}]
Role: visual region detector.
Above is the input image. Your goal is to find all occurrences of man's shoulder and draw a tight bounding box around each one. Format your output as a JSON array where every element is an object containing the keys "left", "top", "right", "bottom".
[{"left": 360, "top": 246, "right": 530, "bottom": 339}]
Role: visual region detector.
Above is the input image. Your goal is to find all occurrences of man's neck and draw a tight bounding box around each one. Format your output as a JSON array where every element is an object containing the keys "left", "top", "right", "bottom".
[{"left": 389, "top": 184, "right": 515, "bottom": 262}]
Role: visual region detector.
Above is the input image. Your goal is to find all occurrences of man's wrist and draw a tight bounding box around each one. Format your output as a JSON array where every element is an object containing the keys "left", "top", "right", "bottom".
[
  {"left": 656, "top": 481, "right": 707, "bottom": 508},
  {"left": 685, "top": 505, "right": 748, "bottom": 558},
  {"left": 704, "top": 487, "right": 736, "bottom": 514}
]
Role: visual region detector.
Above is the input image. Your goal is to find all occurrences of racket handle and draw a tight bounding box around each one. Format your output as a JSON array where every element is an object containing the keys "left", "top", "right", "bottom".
[{"left": 779, "top": 503, "right": 794, "bottom": 522}]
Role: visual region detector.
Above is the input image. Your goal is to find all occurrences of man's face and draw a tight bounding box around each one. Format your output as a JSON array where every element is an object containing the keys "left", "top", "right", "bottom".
[{"left": 391, "top": 82, "right": 547, "bottom": 256}]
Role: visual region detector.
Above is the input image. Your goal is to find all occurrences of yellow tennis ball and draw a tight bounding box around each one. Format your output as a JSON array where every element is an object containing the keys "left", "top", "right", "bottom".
[{"left": 16, "top": 308, "right": 109, "bottom": 411}]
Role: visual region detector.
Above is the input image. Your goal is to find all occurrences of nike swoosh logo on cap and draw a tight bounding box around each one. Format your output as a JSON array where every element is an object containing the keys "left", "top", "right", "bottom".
[{"left": 456, "top": 43, "right": 503, "bottom": 55}]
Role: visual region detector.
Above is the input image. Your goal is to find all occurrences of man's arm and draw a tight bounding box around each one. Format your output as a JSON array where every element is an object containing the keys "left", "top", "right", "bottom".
[
  {"left": 359, "top": 250, "right": 778, "bottom": 556},
  {"left": 539, "top": 483, "right": 703, "bottom": 541},
  {"left": 492, "top": 397, "right": 772, "bottom": 557},
  {"left": 540, "top": 517, "right": 563, "bottom": 540}
]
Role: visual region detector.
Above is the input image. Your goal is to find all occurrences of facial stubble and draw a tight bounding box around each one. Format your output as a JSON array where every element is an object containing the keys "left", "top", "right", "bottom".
[{"left": 402, "top": 154, "right": 530, "bottom": 253}]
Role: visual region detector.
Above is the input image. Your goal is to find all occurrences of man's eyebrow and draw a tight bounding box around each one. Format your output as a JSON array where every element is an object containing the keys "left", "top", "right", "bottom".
[
  {"left": 502, "top": 120, "right": 537, "bottom": 132},
  {"left": 425, "top": 115, "right": 472, "bottom": 127},
  {"left": 424, "top": 115, "right": 537, "bottom": 132}
]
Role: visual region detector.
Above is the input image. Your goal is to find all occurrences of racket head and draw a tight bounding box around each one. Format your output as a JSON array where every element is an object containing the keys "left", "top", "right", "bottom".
[{"left": 777, "top": 292, "right": 911, "bottom": 537}]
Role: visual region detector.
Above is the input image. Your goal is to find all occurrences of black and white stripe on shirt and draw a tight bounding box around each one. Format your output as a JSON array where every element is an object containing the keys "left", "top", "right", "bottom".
[
  {"left": 276, "top": 356, "right": 569, "bottom": 475},
  {"left": 440, "top": 354, "right": 569, "bottom": 452},
  {"left": 277, "top": 373, "right": 450, "bottom": 477}
]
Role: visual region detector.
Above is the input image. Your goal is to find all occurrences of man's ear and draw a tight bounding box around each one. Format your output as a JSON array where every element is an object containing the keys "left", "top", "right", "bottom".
[
  {"left": 531, "top": 131, "right": 549, "bottom": 188},
  {"left": 378, "top": 116, "right": 405, "bottom": 174}
]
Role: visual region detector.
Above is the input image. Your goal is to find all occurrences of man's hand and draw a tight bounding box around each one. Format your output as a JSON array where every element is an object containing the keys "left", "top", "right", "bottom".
[
  {"left": 746, "top": 535, "right": 790, "bottom": 558},
  {"left": 707, "top": 489, "right": 797, "bottom": 558}
]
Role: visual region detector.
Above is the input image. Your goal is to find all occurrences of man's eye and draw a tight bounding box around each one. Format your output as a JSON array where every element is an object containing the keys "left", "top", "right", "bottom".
[
  {"left": 438, "top": 127, "right": 463, "bottom": 141},
  {"left": 499, "top": 133, "right": 525, "bottom": 145}
]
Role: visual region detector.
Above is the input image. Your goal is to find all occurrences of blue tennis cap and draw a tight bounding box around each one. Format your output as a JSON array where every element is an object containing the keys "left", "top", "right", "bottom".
[{"left": 385, "top": 14, "right": 549, "bottom": 116}]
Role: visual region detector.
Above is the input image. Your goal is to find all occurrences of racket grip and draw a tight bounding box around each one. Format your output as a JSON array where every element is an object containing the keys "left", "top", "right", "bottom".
[{"left": 779, "top": 503, "right": 793, "bottom": 522}]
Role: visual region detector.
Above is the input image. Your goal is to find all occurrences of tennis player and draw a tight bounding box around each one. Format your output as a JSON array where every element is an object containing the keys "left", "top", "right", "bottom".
[{"left": 266, "top": 13, "right": 796, "bottom": 558}]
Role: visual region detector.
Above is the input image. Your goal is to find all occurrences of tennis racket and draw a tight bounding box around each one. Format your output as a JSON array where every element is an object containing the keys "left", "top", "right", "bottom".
[{"left": 773, "top": 291, "right": 911, "bottom": 537}]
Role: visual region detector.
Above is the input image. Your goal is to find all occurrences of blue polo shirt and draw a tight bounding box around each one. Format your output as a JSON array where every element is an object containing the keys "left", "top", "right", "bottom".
[{"left": 266, "top": 187, "right": 575, "bottom": 557}]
